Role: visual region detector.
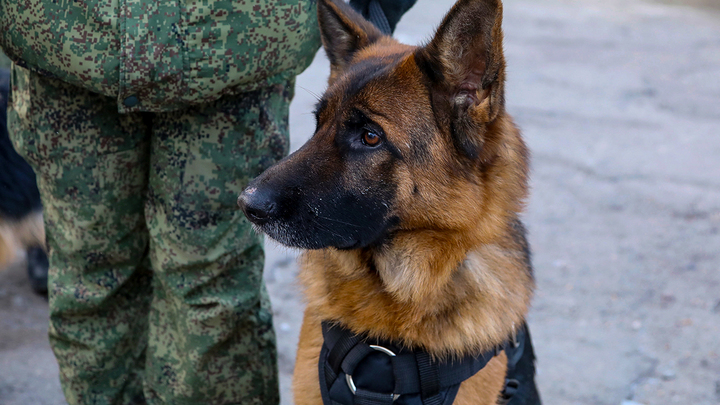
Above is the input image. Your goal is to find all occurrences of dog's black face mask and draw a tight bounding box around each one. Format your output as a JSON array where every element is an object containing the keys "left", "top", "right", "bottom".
[{"left": 238, "top": 92, "right": 401, "bottom": 250}]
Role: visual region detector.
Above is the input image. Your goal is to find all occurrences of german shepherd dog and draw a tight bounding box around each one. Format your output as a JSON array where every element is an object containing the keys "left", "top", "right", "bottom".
[{"left": 239, "top": 0, "right": 540, "bottom": 403}]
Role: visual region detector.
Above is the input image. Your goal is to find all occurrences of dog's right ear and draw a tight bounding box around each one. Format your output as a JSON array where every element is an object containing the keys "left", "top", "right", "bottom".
[{"left": 318, "top": 0, "right": 383, "bottom": 77}]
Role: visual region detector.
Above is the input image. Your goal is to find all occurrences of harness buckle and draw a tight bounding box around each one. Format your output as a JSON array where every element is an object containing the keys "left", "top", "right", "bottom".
[{"left": 345, "top": 345, "right": 401, "bottom": 401}]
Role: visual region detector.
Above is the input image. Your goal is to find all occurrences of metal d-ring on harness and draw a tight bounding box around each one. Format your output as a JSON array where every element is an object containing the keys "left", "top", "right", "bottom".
[
  {"left": 318, "top": 321, "right": 529, "bottom": 405},
  {"left": 345, "top": 345, "right": 402, "bottom": 401}
]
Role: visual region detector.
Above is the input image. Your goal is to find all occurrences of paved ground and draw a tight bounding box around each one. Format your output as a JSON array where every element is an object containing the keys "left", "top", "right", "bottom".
[{"left": 1, "top": 0, "right": 719, "bottom": 404}]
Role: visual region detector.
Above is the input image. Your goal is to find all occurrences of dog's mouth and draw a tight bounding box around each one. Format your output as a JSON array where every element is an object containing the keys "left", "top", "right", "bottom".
[
  {"left": 248, "top": 218, "right": 361, "bottom": 250},
  {"left": 239, "top": 188, "right": 395, "bottom": 250},
  {"left": 256, "top": 206, "right": 382, "bottom": 250}
]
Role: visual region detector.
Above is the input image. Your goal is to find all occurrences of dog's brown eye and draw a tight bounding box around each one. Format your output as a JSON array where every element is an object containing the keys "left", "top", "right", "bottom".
[{"left": 361, "top": 130, "right": 381, "bottom": 147}]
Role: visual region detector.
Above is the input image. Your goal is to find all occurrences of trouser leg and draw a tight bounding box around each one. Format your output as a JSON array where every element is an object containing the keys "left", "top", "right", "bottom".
[
  {"left": 143, "top": 81, "right": 294, "bottom": 404},
  {"left": 8, "top": 65, "right": 151, "bottom": 405}
]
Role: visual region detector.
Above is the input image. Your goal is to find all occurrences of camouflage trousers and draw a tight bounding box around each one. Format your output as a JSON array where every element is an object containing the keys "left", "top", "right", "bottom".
[{"left": 8, "top": 64, "right": 292, "bottom": 405}]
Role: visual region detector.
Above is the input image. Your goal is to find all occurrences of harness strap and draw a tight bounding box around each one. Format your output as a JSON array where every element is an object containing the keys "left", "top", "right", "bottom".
[
  {"left": 498, "top": 325, "right": 531, "bottom": 405},
  {"left": 355, "top": 389, "right": 396, "bottom": 405},
  {"left": 416, "top": 352, "right": 440, "bottom": 402},
  {"left": 319, "top": 322, "right": 522, "bottom": 405},
  {"left": 366, "top": 0, "right": 392, "bottom": 35}
]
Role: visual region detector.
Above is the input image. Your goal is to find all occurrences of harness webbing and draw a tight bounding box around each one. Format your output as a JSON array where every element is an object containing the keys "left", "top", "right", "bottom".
[{"left": 318, "top": 321, "right": 528, "bottom": 405}]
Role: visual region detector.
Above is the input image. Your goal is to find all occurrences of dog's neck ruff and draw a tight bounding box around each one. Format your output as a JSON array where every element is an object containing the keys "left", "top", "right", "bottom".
[{"left": 319, "top": 321, "right": 527, "bottom": 405}]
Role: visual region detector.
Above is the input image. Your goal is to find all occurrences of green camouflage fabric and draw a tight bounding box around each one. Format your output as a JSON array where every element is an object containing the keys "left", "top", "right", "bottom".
[
  {"left": 0, "top": 0, "right": 320, "bottom": 113},
  {"left": 8, "top": 64, "right": 293, "bottom": 405}
]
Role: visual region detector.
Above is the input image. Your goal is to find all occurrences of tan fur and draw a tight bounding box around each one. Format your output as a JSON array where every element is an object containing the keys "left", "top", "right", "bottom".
[
  {"left": 0, "top": 211, "right": 45, "bottom": 269},
  {"left": 293, "top": 310, "right": 326, "bottom": 405},
  {"left": 0, "top": 222, "right": 14, "bottom": 267},
  {"left": 453, "top": 352, "right": 508, "bottom": 405},
  {"left": 297, "top": 206, "right": 533, "bottom": 359}
]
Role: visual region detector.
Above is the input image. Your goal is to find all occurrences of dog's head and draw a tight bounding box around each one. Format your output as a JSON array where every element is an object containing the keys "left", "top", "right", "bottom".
[{"left": 239, "top": 0, "right": 526, "bottom": 250}]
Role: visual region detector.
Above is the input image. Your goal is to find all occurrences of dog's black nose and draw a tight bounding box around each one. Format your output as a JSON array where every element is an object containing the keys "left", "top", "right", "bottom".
[{"left": 238, "top": 186, "right": 278, "bottom": 225}]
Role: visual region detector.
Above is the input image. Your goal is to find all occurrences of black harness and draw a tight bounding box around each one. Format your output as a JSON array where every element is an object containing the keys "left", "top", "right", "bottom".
[{"left": 318, "top": 321, "right": 531, "bottom": 405}]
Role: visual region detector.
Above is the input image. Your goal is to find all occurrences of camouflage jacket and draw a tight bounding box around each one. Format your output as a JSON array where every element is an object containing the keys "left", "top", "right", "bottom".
[{"left": 0, "top": 0, "right": 321, "bottom": 113}]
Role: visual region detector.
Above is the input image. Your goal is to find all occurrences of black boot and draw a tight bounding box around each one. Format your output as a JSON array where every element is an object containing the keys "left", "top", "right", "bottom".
[{"left": 26, "top": 245, "right": 48, "bottom": 295}]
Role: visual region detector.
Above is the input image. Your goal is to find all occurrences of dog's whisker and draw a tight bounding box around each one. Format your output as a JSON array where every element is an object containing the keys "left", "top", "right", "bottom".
[
  {"left": 316, "top": 215, "right": 370, "bottom": 229},
  {"left": 312, "top": 220, "right": 347, "bottom": 239},
  {"left": 298, "top": 85, "right": 321, "bottom": 101}
]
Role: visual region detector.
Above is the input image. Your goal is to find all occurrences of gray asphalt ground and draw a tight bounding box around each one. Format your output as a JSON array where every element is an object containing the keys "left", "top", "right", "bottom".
[{"left": 1, "top": 0, "right": 719, "bottom": 404}]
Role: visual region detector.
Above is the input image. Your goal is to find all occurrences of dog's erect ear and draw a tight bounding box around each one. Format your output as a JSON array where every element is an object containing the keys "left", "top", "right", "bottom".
[
  {"left": 417, "top": 0, "right": 506, "bottom": 160},
  {"left": 317, "top": 0, "right": 384, "bottom": 77}
]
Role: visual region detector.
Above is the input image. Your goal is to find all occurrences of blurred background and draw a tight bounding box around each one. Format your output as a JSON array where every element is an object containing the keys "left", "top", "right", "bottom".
[{"left": 1, "top": 0, "right": 719, "bottom": 404}]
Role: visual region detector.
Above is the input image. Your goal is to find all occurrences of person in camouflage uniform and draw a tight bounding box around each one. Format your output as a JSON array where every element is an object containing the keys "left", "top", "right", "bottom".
[
  {"left": 0, "top": 0, "right": 321, "bottom": 404},
  {"left": 0, "top": 0, "right": 415, "bottom": 403}
]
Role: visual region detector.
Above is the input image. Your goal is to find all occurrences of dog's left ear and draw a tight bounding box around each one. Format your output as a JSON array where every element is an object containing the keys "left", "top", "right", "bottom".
[
  {"left": 318, "top": 0, "right": 384, "bottom": 79},
  {"left": 416, "top": 0, "right": 506, "bottom": 160}
]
